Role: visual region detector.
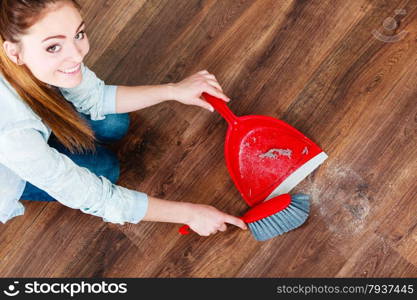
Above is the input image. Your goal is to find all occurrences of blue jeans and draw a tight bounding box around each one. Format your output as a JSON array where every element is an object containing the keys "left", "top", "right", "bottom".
[{"left": 19, "top": 113, "right": 130, "bottom": 202}]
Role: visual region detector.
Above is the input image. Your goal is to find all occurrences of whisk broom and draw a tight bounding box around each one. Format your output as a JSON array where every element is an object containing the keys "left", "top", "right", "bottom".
[
  {"left": 240, "top": 193, "right": 310, "bottom": 241},
  {"left": 179, "top": 193, "right": 310, "bottom": 241}
]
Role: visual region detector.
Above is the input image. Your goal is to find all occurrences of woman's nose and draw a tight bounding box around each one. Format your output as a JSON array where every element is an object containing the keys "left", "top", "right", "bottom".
[{"left": 67, "top": 42, "right": 83, "bottom": 62}]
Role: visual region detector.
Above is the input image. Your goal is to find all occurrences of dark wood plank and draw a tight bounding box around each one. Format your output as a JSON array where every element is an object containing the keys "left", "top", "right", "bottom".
[
  {"left": 336, "top": 233, "right": 417, "bottom": 277},
  {"left": 0, "top": 202, "right": 106, "bottom": 276}
]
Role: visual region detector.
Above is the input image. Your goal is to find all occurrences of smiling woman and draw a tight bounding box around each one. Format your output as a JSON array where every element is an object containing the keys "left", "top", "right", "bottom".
[
  {"left": 0, "top": 0, "right": 94, "bottom": 153},
  {"left": 0, "top": 0, "right": 246, "bottom": 237},
  {"left": 0, "top": 0, "right": 152, "bottom": 227}
]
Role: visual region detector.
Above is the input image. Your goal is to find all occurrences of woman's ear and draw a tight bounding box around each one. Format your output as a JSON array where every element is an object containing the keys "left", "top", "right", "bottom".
[{"left": 3, "top": 41, "right": 24, "bottom": 65}]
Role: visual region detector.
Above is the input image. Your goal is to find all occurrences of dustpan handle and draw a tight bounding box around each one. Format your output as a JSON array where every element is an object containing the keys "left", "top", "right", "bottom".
[{"left": 202, "top": 92, "right": 238, "bottom": 125}]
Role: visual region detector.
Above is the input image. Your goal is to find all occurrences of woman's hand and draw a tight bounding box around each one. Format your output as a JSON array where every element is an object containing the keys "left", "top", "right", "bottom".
[
  {"left": 185, "top": 203, "right": 247, "bottom": 236},
  {"left": 168, "top": 70, "right": 231, "bottom": 112},
  {"left": 142, "top": 196, "right": 246, "bottom": 237}
]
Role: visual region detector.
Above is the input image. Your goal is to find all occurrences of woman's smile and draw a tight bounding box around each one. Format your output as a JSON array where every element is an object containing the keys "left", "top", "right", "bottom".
[{"left": 58, "top": 63, "right": 81, "bottom": 75}]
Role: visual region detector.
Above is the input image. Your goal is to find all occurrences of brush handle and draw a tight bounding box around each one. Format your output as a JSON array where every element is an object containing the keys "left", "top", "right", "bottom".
[
  {"left": 202, "top": 92, "right": 239, "bottom": 126},
  {"left": 179, "top": 225, "right": 191, "bottom": 235}
]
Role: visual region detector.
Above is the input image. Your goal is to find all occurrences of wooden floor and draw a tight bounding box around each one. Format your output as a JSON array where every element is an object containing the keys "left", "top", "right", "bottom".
[{"left": 1, "top": 0, "right": 416, "bottom": 277}]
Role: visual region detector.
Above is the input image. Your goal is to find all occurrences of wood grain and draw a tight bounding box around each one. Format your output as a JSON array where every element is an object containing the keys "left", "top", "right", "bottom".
[{"left": 1, "top": 0, "right": 416, "bottom": 277}]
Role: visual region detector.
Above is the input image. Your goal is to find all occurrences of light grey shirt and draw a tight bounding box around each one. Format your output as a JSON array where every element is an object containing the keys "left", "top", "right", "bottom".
[{"left": 0, "top": 63, "right": 148, "bottom": 225}]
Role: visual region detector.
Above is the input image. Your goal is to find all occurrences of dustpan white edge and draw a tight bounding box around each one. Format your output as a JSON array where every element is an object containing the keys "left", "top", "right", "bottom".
[{"left": 264, "top": 151, "right": 328, "bottom": 201}]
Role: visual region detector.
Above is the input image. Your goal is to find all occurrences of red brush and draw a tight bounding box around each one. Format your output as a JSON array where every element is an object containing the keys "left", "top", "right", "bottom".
[{"left": 179, "top": 193, "right": 310, "bottom": 240}]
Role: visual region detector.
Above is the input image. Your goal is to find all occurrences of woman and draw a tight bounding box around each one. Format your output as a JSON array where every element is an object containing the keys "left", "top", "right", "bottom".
[{"left": 0, "top": 0, "right": 246, "bottom": 236}]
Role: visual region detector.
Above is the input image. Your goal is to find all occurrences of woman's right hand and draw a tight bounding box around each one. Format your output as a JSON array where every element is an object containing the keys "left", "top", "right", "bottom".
[
  {"left": 142, "top": 196, "right": 246, "bottom": 236},
  {"left": 185, "top": 203, "right": 247, "bottom": 236}
]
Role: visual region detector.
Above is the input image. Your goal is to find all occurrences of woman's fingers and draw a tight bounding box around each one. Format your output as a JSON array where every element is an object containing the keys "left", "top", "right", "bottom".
[
  {"left": 198, "top": 99, "right": 214, "bottom": 112},
  {"left": 224, "top": 215, "right": 247, "bottom": 230},
  {"left": 205, "top": 86, "right": 230, "bottom": 102},
  {"left": 193, "top": 70, "right": 231, "bottom": 104},
  {"left": 208, "top": 224, "right": 226, "bottom": 236},
  {"left": 207, "top": 79, "right": 224, "bottom": 93},
  {"left": 205, "top": 75, "right": 226, "bottom": 95},
  {"left": 218, "top": 223, "right": 227, "bottom": 232},
  {"left": 197, "top": 70, "right": 226, "bottom": 94},
  {"left": 209, "top": 218, "right": 243, "bottom": 236}
]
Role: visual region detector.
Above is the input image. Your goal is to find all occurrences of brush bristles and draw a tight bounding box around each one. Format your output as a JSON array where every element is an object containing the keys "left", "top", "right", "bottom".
[{"left": 248, "top": 194, "right": 310, "bottom": 241}]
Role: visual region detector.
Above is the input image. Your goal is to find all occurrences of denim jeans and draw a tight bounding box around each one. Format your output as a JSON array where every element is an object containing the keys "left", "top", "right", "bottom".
[{"left": 19, "top": 113, "right": 130, "bottom": 202}]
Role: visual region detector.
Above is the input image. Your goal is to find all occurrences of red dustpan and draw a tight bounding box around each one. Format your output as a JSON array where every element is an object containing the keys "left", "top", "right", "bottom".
[
  {"left": 178, "top": 92, "right": 327, "bottom": 239},
  {"left": 202, "top": 92, "right": 328, "bottom": 207}
]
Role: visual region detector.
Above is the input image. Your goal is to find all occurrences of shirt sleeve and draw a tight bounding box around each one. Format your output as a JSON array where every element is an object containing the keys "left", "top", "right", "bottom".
[
  {"left": 58, "top": 63, "right": 118, "bottom": 120},
  {"left": 0, "top": 163, "right": 26, "bottom": 224},
  {"left": 0, "top": 127, "right": 149, "bottom": 225}
]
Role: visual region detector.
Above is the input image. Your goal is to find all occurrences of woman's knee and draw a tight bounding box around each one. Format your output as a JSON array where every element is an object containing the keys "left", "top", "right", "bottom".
[
  {"left": 92, "top": 113, "right": 130, "bottom": 143},
  {"left": 68, "top": 146, "right": 120, "bottom": 184},
  {"left": 95, "top": 147, "right": 120, "bottom": 183}
]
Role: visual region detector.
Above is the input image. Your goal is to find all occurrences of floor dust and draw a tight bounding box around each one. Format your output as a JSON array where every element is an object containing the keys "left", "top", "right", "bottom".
[{"left": 292, "top": 163, "right": 371, "bottom": 236}]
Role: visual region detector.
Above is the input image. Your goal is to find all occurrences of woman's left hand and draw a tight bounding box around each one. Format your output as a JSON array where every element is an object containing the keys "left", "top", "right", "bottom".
[{"left": 168, "top": 70, "right": 230, "bottom": 112}]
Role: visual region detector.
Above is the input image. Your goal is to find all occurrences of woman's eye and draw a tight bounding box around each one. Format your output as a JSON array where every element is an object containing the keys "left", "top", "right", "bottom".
[
  {"left": 75, "top": 30, "right": 86, "bottom": 40},
  {"left": 47, "top": 45, "right": 61, "bottom": 53}
]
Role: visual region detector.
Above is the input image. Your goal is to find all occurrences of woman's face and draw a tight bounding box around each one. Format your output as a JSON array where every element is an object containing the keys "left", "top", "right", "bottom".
[{"left": 13, "top": 2, "right": 89, "bottom": 88}]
